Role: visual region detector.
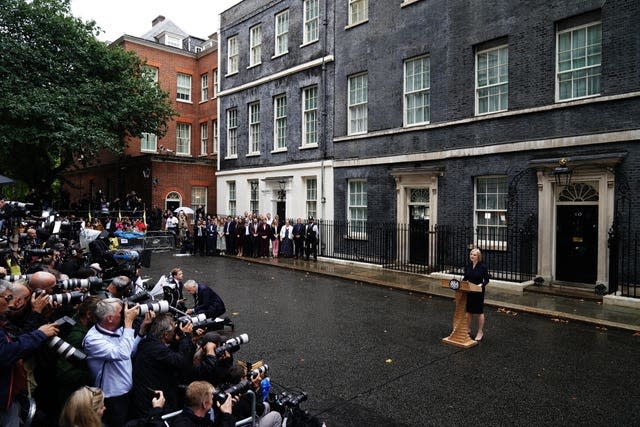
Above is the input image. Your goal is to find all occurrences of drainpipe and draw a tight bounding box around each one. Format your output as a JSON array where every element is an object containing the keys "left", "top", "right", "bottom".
[{"left": 320, "top": 0, "right": 330, "bottom": 221}]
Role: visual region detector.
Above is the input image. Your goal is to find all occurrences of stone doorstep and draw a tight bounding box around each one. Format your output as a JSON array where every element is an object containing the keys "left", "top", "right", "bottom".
[{"left": 603, "top": 294, "right": 640, "bottom": 309}]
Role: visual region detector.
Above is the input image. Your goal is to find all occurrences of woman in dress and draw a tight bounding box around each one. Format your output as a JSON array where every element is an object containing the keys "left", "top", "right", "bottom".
[
  {"left": 235, "top": 217, "right": 245, "bottom": 257},
  {"left": 279, "top": 219, "right": 294, "bottom": 257},
  {"left": 216, "top": 217, "right": 227, "bottom": 255},
  {"left": 177, "top": 211, "right": 190, "bottom": 247},
  {"left": 463, "top": 248, "right": 490, "bottom": 341}
]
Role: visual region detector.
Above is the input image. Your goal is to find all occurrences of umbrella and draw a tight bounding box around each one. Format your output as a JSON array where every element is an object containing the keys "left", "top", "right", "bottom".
[
  {"left": 0, "top": 174, "right": 15, "bottom": 186},
  {"left": 174, "top": 206, "right": 194, "bottom": 215}
]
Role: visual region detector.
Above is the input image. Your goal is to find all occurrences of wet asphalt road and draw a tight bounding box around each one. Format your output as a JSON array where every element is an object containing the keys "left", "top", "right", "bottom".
[{"left": 145, "top": 253, "right": 639, "bottom": 426}]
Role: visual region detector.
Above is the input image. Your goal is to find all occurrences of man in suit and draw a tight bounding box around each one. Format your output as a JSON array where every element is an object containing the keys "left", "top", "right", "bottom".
[
  {"left": 183, "top": 280, "right": 226, "bottom": 318},
  {"left": 292, "top": 217, "right": 305, "bottom": 259},
  {"left": 258, "top": 216, "right": 271, "bottom": 258}
]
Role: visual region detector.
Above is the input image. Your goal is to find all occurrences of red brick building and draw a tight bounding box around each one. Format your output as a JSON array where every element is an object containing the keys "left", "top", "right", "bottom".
[{"left": 63, "top": 16, "right": 219, "bottom": 221}]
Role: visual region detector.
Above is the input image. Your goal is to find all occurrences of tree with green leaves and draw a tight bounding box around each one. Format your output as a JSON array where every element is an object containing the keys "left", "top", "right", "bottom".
[{"left": 0, "top": 0, "right": 176, "bottom": 198}]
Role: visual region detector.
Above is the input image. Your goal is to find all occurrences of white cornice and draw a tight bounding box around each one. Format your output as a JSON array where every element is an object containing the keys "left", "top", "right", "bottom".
[
  {"left": 218, "top": 55, "right": 334, "bottom": 97},
  {"left": 334, "top": 130, "right": 640, "bottom": 168}
]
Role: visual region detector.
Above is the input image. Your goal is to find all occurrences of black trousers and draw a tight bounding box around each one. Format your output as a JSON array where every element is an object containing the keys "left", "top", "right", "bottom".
[{"left": 105, "top": 392, "right": 130, "bottom": 427}]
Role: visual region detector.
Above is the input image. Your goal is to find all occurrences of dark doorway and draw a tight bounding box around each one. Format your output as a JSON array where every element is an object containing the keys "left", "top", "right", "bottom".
[
  {"left": 277, "top": 201, "right": 286, "bottom": 222},
  {"left": 409, "top": 205, "right": 429, "bottom": 265},
  {"left": 556, "top": 205, "right": 598, "bottom": 284},
  {"left": 166, "top": 200, "right": 180, "bottom": 213}
]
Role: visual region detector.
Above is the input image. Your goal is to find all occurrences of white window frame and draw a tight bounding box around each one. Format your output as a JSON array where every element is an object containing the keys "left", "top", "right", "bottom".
[
  {"left": 347, "top": 180, "right": 367, "bottom": 239},
  {"left": 212, "top": 120, "right": 218, "bottom": 154},
  {"left": 166, "top": 191, "right": 182, "bottom": 211},
  {"left": 302, "top": 85, "right": 318, "bottom": 147},
  {"left": 248, "top": 102, "right": 260, "bottom": 155},
  {"left": 212, "top": 69, "right": 218, "bottom": 98},
  {"left": 474, "top": 175, "right": 508, "bottom": 250},
  {"left": 177, "top": 73, "right": 191, "bottom": 102},
  {"left": 141, "top": 133, "right": 157, "bottom": 152},
  {"left": 249, "top": 25, "right": 262, "bottom": 67},
  {"left": 200, "top": 122, "right": 208, "bottom": 156},
  {"left": 476, "top": 45, "right": 508, "bottom": 115},
  {"left": 303, "top": 0, "right": 320, "bottom": 45},
  {"left": 176, "top": 122, "right": 191, "bottom": 156},
  {"left": 306, "top": 178, "right": 317, "bottom": 220},
  {"left": 166, "top": 35, "right": 182, "bottom": 48},
  {"left": 556, "top": 22, "right": 602, "bottom": 102},
  {"left": 191, "top": 186, "right": 207, "bottom": 213},
  {"left": 249, "top": 180, "right": 259, "bottom": 215},
  {"left": 143, "top": 66, "right": 159, "bottom": 83},
  {"left": 275, "top": 10, "right": 289, "bottom": 56},
  {"left": 404, "top": 55, "right": 430, "bottom": 126},
  {"left": 226, "top": 109, "right": 238, "bottom": 158},
  {"left": 228, "top": 181, "right": 237, "bottom": 217},
  {"left": 273, "top": 95, "right": 287, "bottom": 151},
  {"left": 348, "top": 73, "right": 368, "bottom": 135},
  {"left": 227, "top": 36, "right": 239, "bottom": 75},
  {"left": 348, "top": 0, "right": 368, "bottom": 26},
  {"left": 200, "top": 73, "right": 208, "bottom": 102}
]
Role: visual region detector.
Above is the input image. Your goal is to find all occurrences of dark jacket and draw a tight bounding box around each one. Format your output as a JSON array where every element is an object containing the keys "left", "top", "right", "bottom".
[
  {"left": 130, "top": 334, "right": 196, "bottom": 418},
  {"left": 0, "top": 327, "right": 48, "bottom": 410},
  {"left": 193, "top": 284, "right": 226, "bottom": 319}
]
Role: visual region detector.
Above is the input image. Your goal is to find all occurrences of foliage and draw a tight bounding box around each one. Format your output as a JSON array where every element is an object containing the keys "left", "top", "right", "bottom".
[{"left": 0, "top": 0, "right": 176, "bottom": 193}]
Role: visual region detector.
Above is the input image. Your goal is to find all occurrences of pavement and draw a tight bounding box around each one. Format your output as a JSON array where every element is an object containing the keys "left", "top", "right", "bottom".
[{"left": 224, "top": 254, "right": 640, "bottom": 332}]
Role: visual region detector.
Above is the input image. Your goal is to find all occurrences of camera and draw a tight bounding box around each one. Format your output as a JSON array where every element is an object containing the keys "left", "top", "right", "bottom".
[
  {"left": 49, "top": 291, "right": 85, "bottom": 305},
  {"left": 250, "top": 364, "right": 269, "bottom": 380},
  {"left": 48, "top": 336, "right": 87, "bottom": 363},
  {"left": 138, "top": 300, "right": 170, "bottom": 315},
  {"left": 276, "top": 391, "right": 308, "bottom": 408},
  {"left": 54, "top": 277, "right": 103, "bottom": 292},
  {"left": 214, "top": 380, "right": 251, "bottom": 404},
  {"left": 177, "top": 313, "right": 207, "bottom": 327},
  {"left": 215, "top": 334, "right": 249, "bottom": 358},
  {"left": 4, "top": 274, "right": 30, "bottom": 282},
  {"left": 125, "top": 291, "right": 151, "bottom": 305},
  {"left": 23, "top": 248, "right": 53, "bottom": 257}
]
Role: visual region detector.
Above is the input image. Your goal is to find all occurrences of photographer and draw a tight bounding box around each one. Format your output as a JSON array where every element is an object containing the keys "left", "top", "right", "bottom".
[
  {"left": 227, "top": 363, "right": 282, "bottom": 427},
  {"left": 0, "top": 280, "right": 59, "bottom": 426},
  {"left": 189, "top": 332, "right": 233, "bottom": 388},
  {"left": 129, "top": 313, "right": 196, "bottom": 419},
  {"left": 183, "top": 280, "right": 226, "bottom": 319},
  {"left": 171, "top": 380, "right": 235, "bottom": 427},
  {"left": 82, "top": 298, "right": 151, "bottom": 427},
  {"left": 163, "top": 268, "right": 185, "bottom": 310},
  {"left": 103, "top": 275, "right": 134, "bottom": 300}
]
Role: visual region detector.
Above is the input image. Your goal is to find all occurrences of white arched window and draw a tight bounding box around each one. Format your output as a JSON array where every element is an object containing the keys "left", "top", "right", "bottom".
[{"left": 165, "top": 191, "right": 182, "bottom": 211}]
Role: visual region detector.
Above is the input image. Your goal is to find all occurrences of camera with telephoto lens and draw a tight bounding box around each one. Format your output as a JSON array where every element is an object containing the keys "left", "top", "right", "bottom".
[
  {"left": 275, "top": 391, "right": 308, "bottom": 409},
  {"left": 177, "top": 313, "right": 207, "bottom": 327},
  {"left": 48, "top": 316, "right": 87, "bottom": 363},
  {"left": 138, "top": 300, "right": 170, "bottom": 316},
  {"left": 24, "top": 248, "right": 53, "bottom": 257},
  {"left": 215, "top": 334, "right": 249, "bottom": 358},
  {"left": 3, "top": 201, "right": 34, "bottom": 217},
  {"left": 125, "top": 291, "right": 151, "bottom": 305},
  {"left": 250, "top": 364, "right": 269, "bottom": 380},
  {"left": 214, "top": 379, "right": 251, "bottom": 404},
  {"left": 49, "top": 291, "right": 85, "bottom": 305},
  {"left": 5, "top": 274, "right": 30, "bottom": 282},
  {"left": 54, "top": 277, "right": 104, "bottom": 293}
]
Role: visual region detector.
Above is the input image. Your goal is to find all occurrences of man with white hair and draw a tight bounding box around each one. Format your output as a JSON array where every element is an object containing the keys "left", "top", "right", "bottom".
[
  {"left": 183, "top": 280, "right": 226, "bottom": 319},
  {"left": 83, "top": 298, "right": 151, "bottom": 427}
]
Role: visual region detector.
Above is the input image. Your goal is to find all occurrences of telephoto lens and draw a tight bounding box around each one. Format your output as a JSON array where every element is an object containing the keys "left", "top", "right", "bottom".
[
  {"left": 57, "top": 277, "right": 102, "bottom": 291},
  {"left": 285, "top": 392, "right": 308, "bottom": 407},
  {"left": 138, "top": 300, "right": 170, "bottom": 315},
  {"left": 48, "top": 336, "right": 88, "bottom": 362},
  {"left": 178, "top": 313, "right": 207, "bottom": 327},
  {"left": 125, "top": 291, "right": 151, "bottom": 304},
  {"left": 214, "top": 333, "right": 249, "bottom": 358},
  {"left": 214, "top": 380, "right": 251, "bottom": 404},
  {"left": 5, "top": 274, "right": 30, "bottom": 282},
  {"left": 250, "top": 364, "right": 269, "bottom": 380},
  {"left": 49, "top": 291, "right": 86, "bottom": 305}
]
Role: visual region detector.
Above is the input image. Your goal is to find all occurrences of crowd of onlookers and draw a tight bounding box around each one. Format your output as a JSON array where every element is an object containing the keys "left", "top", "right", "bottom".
[{"left": 162, "top": 209, "right": 320, "bottom": 261}]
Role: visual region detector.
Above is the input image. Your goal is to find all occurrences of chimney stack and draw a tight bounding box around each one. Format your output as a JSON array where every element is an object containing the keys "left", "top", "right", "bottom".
[{"left": 152, "top": 15, "right": 165, "bottom": 26}]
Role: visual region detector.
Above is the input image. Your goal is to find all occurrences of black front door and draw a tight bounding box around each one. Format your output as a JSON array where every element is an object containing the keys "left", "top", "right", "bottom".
[
  {"left": 277, "top": 201, "right": 286, "bottom": 222},
  {"left": 409, "top": 206, "right": 429, "bottom": 265},
  {"left": 556, "top": 205, "right": 598, "bottom": 284}
]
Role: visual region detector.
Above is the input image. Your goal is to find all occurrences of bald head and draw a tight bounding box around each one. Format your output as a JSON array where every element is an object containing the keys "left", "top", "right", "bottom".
[{"left": 29, "top": 271, "right": 56, "bottom": 293}]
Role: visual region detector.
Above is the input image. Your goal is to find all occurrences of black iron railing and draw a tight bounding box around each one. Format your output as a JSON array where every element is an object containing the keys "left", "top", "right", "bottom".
[
  {"left": 610, "top": 230, "right": 639, "bottom": 298},
  {"left": 317, "top": 221, "right": 537, "bottom": 282}
]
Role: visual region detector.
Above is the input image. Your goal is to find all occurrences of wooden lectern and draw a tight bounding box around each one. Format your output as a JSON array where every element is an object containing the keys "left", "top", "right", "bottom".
[{"left": 441, "top": 279, "right": 483, "bottom": 348}]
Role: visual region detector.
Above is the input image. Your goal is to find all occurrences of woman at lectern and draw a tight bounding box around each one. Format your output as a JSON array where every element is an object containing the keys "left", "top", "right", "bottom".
[{"left": 463, "top": 248, "right": 490, "bottom": 341}]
